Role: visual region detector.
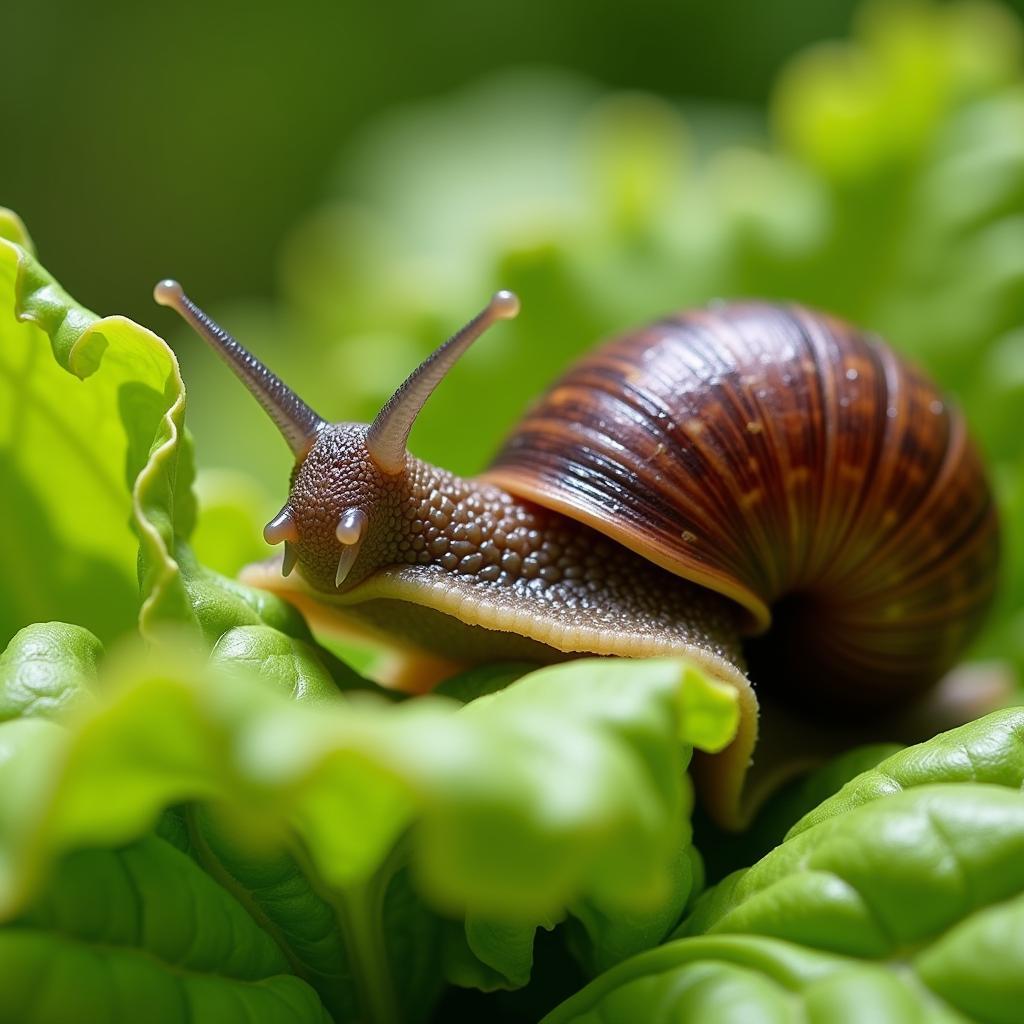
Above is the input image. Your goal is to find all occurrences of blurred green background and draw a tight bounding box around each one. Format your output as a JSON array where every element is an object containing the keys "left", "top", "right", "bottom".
[
  {"left": 4, "top": 0, "right": 877, "bottom": 320},
  {"left": 3, "top": 0, "right": 1024, "bottom": 671}
]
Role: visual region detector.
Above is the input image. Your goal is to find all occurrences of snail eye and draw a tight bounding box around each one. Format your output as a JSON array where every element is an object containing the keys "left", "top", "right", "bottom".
[
  {"left": 263, "top": 507, "right": 301, "bottom": 578},
  {"left": 264, "top": 507, "right": 299, "bottom": 545},
  {"left": 336, "top": 508, "right": 367, "bottom": 546},
  {"left": 335, "top": 508, "right": 369, "bottom": 588}
]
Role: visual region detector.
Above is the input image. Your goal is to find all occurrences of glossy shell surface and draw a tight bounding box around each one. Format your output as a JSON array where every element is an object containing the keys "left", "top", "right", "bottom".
[{"left": 485, "top": 302, "right": 998, "bottom": 703}]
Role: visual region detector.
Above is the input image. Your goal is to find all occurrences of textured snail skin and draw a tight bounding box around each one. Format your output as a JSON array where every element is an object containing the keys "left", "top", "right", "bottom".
[
  {"left": 281, "top": 422, "right": 747, "bottom": 675},
  {"left": 243, "top": 302, "right": 998, "bottom": 829}
]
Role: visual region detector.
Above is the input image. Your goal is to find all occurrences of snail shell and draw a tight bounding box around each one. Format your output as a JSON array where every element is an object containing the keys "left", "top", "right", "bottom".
[{"left": 484, "top": 302, "right": 999, "bottom": 709}]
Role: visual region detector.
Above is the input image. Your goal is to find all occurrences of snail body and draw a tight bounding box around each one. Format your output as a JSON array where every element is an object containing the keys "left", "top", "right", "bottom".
[{"left": 155, "top": 283, "right": 998, "bottom": 827}]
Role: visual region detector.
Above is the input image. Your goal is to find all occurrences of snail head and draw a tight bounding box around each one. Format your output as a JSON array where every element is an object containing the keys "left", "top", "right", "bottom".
[{"left": 154, "top": 279, "right": 519, "bottom": 590}]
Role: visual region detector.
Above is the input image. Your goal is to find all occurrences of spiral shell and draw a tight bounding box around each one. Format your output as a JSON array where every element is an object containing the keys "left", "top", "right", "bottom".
[{"left": 484, "top": 302, "right": 999, "bottom": 706}]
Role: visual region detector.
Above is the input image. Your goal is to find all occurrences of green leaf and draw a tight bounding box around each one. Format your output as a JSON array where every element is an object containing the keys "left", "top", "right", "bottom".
[
  {"left": 0, "top": 647, "right": 737, "bottom": 1012},
  {"left": 578, "top": 712, "right": 1024, "bottom": 1022},
  {"left": 205, "top": 608, "right": 386, "bottom": 699},
  {"left": 0, "top": 622, "right": 101, "bottom": 722},
  {"left": 550, "top": 782, "right": 1024, "bottom": 1022},
  {"left": 407, "top": 658, "right": 735, "bottom": 918},
  {"left": 175, "top": 546, "right": 312, "bottom": 640},
  {"left": 461, "top": 916, "right": 549, "bottom": 991},
  {"left": 563, "top": 841, "right": 703, "bottom": 978},
  {"left": 681, "top": 784, "right": 1024, "bottom": 953},
  {"left": 174, "top": 805, "right": 443, "bottom": 1023},
  {"left": 180, "top": 802, "right": 365, "bottom": 1022},
  {"left": 0, "top": 215, "right": 191, "bottom": 642},
  {"left": 542, "top": 932, "right": 972, "bottom": 1023},
  {"left": 787, "top": 707, "right": 1024, "bottom": 837},
  {"left": 5, "top": 834, "right": 330, "bottom": 1023},
  {"left": 210, "top": 625, "right": 344, "bottom": 703},
  {"left": 455, "top": 844, "right": 702, "bottom": 992},
  {"left": 546, "top": 712, "right": 1024, "bottom": 1021}
]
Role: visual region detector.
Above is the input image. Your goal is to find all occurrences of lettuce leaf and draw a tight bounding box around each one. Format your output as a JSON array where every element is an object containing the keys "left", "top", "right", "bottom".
[
  {"left": 0, "top": 212, "right": 187, "bottom": 642},
  {"left": 681, "top": 711, "right": 1024, "bottom": 947},
  {"left": 787, "top": 706, "right": 1024, "bottom": 836},
  {"left": 0, "top": 621, "right": 101, "bottom": 722},
  {"left": 4, "top": 836, "right": 331, "bottom": 1023},
  {"left": 0, "top": 623, "right": 737, "bottom": 1019},
  {"left": 543, "top": 921, "right": 1024, "bottom": 1023},
  {"left": 681, "top": 783, "right": 1024, "bottom": 955},
  {"left": 547, "top": 711, "right": 1024, "bottom": 1023}
]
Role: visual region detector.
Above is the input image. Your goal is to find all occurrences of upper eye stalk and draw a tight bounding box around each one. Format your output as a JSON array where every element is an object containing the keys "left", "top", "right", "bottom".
[
  {"left": 154, "top": 279, "right": 520, "bottom": 582},
  {"left": 153, "top": 279, "right": 325, "bottom": 457},
  {"left": 365, "top": 288, "right": 520, "bottom": 474}
]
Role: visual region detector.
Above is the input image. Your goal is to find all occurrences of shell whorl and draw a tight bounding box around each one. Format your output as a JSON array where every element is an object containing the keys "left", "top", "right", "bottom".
[{"left": 484, "top": 302, "right": 999, "bottom": 706}]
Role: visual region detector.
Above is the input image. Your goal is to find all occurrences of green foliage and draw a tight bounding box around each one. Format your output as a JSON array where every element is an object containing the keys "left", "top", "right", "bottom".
[
  {"left": 5, "top": 837, "right": 333, "bottom": 1024},
  {"left": 542, "top": 925, "right": 1024, "bottom": 1023},
  {"left": 0, "top": 626, "right": 737, "bottom": 1021},
  {"left": 547, "top": 712, "right": 1024, "bottom": 1022},
  {"left": 0, "top": 214, "right": 172, "bottom": 643},
  {"left": 0, "top": 621, "right": 101, "bottom": 721},
  {"left": 786, "top": 707, "right": 1024, "bottom": 834},
  {"left": 3, "top": 1, "right": 1024, "bottom": 1021}
]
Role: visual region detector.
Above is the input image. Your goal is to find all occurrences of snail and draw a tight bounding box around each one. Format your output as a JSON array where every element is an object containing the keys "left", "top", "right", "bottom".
[{"left": 154, "top": 282, "right": 999, "bottom": 827}]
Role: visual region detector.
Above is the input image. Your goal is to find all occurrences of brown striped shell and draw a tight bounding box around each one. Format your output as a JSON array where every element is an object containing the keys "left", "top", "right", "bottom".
[{"left": 484, "top": 302, "right": 999, "bottom": 708}]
